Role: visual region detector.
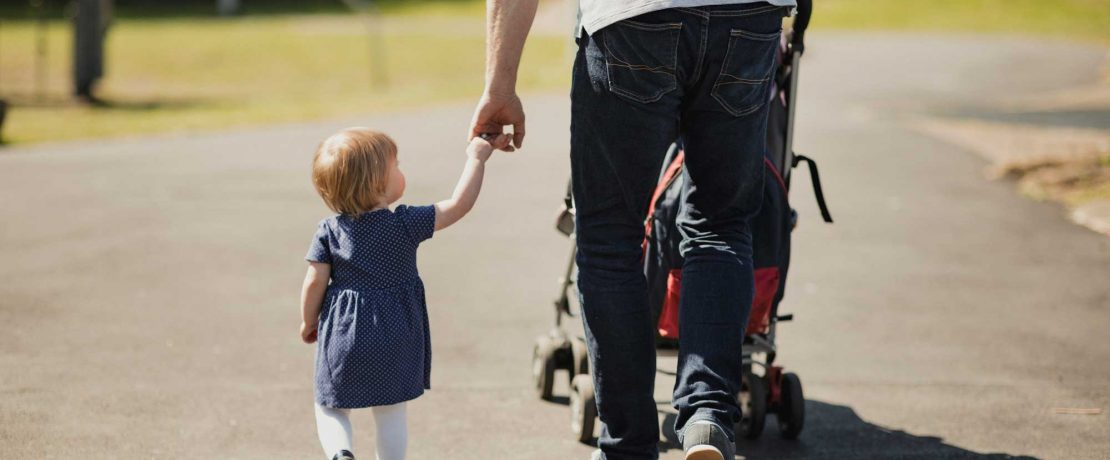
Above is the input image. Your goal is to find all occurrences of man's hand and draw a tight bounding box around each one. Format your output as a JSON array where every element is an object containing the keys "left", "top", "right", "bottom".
[
  {"left": 472, "top": 0, "right": 537, "bottom": 150},
  {"left": 469, "top": 133, "right": 513, "bottom": 161},
  {"left": 300, "top": 321, "right": 318, "bottom": 344},
  {"left": 469, "top": 91, "right": 525, "bottom": 152}
]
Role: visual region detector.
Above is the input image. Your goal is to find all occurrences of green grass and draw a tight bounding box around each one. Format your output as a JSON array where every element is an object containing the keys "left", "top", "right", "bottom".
[
  {"left": 813, "top": 0, "right": 1110, "bottom": 42},
  {"left": 0, "top": 0, "right": 485, "bottom": 19},
  {"left": 0, "top": 5, "right": 568, "bottom": 144},
  {"left": 0, "top": 0, "right": 1105, "bottom": 145}
]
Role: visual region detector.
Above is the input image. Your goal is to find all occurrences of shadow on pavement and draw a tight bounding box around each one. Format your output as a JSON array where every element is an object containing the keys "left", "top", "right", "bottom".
[
  {"left": 0, "top": 94, "right": 213, "bottom": 111},
  {"left": 657, "top": 401, "right": 1039, "bottom": 459}
]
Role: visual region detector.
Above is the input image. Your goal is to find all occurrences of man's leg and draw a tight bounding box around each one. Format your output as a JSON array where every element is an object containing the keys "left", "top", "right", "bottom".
[
  {"left": 570, "top": 11, "right": 689, "bottom": 459},
  {"left": 671, "top": 3, "right": 787, "bottom": 442}
]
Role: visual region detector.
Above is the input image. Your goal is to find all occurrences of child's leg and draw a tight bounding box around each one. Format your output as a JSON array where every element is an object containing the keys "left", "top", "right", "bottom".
[
  {"left": 315, "top": 403, "right": 354, "bottom": 458},
  {"left": 371, "top": 402, "right": 407, "bottom": 460}
]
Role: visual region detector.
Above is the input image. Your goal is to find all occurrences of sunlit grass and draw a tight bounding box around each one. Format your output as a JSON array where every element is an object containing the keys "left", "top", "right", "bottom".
[
  {"left": 0, "top": 0, "right": 1105, "bottom": 145},
  {"left": 813, "top": 0, "right": 1110, "bottom": 42},
  {"left": 0, "top": 9, "right": 567, "bottom": 144}
]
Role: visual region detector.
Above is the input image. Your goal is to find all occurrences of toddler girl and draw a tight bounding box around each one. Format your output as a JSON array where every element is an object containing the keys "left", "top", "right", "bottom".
[{"left": 299, "top": 128, "right": 510, "bottom": 460}]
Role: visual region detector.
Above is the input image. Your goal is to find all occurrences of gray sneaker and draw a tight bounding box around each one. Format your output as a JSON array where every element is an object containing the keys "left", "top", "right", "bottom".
[{"left": 682, "top": 422, "right": 735, "bottom": 460}]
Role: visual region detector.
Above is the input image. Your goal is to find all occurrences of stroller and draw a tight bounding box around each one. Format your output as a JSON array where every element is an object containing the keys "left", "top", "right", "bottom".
[{"left": 532, "top": 0, "right": 833, "bottom": 447}]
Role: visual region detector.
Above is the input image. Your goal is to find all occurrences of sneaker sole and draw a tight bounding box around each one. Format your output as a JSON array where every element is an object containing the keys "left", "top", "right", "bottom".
[{"left": 685, "top": 445, "right": 725, "bottom": 460}]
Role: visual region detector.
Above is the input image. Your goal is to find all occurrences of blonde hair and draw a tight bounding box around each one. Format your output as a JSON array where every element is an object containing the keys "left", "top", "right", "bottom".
[{"left": 312, "top": 128, "right": 397, "bottom": 216}]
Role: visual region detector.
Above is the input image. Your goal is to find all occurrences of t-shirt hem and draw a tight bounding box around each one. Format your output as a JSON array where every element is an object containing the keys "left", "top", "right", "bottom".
[{"left": 581, "top": 0, "right": 796, "bottom": 36}]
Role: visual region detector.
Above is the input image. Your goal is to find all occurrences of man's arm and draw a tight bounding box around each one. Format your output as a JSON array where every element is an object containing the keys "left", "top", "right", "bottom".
[{"left": 468, "top": 0, "right": 539, "bottom": 150}]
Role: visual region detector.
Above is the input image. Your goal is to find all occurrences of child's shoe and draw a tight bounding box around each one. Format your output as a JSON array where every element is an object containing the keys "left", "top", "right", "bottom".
[
  {"left": 682, "top": 422, "right": 734, "bottom": 460},
  {"left": 332, "top": 450, "right": 355, "bottom": 460}
]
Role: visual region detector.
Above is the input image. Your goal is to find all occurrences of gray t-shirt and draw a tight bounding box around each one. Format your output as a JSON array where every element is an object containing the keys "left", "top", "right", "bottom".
[{"left": 578, "top": 0, "right": 797, "bottom": 36}]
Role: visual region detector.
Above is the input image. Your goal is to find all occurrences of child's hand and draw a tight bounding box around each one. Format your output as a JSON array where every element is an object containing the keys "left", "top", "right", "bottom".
[
  {"left": 300, "top": 321, "right": 318, "bottom": 344},
  {"left": 468, "top": 133, "right": 512, "bottom": 161}
]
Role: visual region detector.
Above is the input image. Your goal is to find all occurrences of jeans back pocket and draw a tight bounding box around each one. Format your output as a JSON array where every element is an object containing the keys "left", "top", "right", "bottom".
[
  {"left": 711, "top": 28, "right": 781, "bottom": 117},
  {"left": 601, "top": 20, "right": 682, "bottom": 104}
]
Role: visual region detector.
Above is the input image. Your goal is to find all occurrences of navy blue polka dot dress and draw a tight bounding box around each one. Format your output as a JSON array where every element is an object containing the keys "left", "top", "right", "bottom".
[{"left": 305, "top": 205, "right": 436, "bottom": 408}]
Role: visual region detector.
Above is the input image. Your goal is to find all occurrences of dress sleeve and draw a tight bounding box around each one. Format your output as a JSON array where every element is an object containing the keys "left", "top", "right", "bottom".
[
  {"left": 305, "top": 220, "right": 333, "bottom": 264},
  {"left": 396, "top": 204, "right": 436, "bottom": 244}
]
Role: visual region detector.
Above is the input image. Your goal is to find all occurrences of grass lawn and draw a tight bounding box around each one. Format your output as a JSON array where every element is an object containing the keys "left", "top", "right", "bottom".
[
  {"left": 0, "top": 0, "right": 1105, "bottom": 145},
  {"left": 813, "top": 0, "right": 1110, "bottom": 42},
  {"left": 0, "top": 1, "right": 567, "bottom": 144}
]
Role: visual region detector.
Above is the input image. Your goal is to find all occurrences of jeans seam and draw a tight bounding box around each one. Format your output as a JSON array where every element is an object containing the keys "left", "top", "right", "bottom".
[
  {"left": 712, "top": 87, "right": 764, "bottom": 117},
  {"left": 710, "top": 4, "right": 784, "bottom": 17},
  {"left": 730, "top": 28, "right": 781, "bottom": 40},
  {"left": 619, "top": 19, "right": 683, "bottom": 31},
  {"left": 717, "top": 74, "right": 771, "bottom": 85},
  {"left": 689, "top": 16, "right": 709, "bottom": 86},
  {"left": 675, "top": 7, "right": 709, "bottom": 18},
  {"left": 671, "top": 22, "right": 683, "bottom": 101}
]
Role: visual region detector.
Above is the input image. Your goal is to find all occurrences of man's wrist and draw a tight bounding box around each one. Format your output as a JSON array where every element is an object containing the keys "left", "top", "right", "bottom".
[{"left": 484, "top": 78, "right": 518, "bottom": 99}]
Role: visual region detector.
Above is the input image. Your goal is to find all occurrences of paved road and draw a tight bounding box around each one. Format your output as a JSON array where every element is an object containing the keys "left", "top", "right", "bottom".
[{"left": 1, "top": 33, "right": 1108, "bottom": 459}]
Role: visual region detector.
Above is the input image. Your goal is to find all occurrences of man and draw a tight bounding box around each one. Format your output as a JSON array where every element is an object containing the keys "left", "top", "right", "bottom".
[{"left": 470, "top": 0, "right": 795, "bottom": 458}]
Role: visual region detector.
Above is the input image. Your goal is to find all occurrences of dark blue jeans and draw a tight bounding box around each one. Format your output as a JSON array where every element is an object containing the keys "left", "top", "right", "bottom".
[{"left": 570, "top": 4, "right": 785, "bottom": 459}]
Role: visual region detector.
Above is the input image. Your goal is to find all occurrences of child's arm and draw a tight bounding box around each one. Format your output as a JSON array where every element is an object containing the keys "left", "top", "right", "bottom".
[
  {"left": 434, "top": 134, "right": 511, "bottom": 231},
  {"left": 299, "top": 262, "right": 331, "bottom": 344}
]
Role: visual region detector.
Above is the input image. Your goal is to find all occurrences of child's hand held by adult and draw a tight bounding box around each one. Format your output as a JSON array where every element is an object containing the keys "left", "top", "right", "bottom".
[
  {"left": 491, "top": 133, "right": 513, "bottom": 151},
  {"left": 468, "top": 133, "right": 512, "bottom": 161}
]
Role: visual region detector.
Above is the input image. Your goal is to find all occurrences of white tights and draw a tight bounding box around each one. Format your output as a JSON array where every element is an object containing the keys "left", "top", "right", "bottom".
[{"left": 315, "top": 402, "right": 407, "bottom": 460}]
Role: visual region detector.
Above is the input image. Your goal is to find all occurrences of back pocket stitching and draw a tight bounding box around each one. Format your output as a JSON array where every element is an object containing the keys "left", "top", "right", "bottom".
[
  {"left": 713, "top": 4, "right": 787, "bottom": 17},
  {"left": 730, "top": 29, "right": 781, "bottom": 40},
  {"left": 620, "top": 19, "right": 683, "bottom": 32},
  {"left": 711, "top": 28, "right": 779, "bottom": 116},
  {"left": 603, "top": 22, "right": 683, "bottom": 104}
]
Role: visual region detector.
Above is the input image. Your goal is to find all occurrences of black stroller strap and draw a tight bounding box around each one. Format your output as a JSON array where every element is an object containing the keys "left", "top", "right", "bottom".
[
  {"left": 793, "top": 154, "right": 834, "bottom": 223},
  {"left": 564, "top": 180, "right": 574, "bottom": 211},
  {"left": 793, "top": 0, "right": 812, "bottom": 54}
]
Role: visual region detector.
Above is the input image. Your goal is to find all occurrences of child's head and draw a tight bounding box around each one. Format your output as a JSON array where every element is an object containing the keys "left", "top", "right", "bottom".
[{"left": 312, "top": 128, "right": 406, "bottom": 215}]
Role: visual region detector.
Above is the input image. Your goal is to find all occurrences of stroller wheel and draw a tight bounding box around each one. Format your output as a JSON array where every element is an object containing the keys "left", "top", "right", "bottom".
[
  {"left": 777, "top": 372, "right": 805, "bottom": 439},
  {"left": 570, "top": 374, "right": 597, "bottom": 444},
  {"left": 532, "top": 336, "right": 557, "bottom": 401},
  {"left": 735, "top": 372, "right": 767, "bottom": 442}
]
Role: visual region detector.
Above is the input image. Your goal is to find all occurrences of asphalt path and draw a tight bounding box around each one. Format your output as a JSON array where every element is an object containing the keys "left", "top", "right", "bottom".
[{"left": 1, "top": 32, "right": 1108, "bottom": 459}]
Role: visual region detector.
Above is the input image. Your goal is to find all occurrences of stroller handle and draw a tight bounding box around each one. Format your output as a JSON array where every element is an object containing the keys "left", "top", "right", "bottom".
[{"left": 793, "top": 0, "right": 812, "bottom": 53}]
